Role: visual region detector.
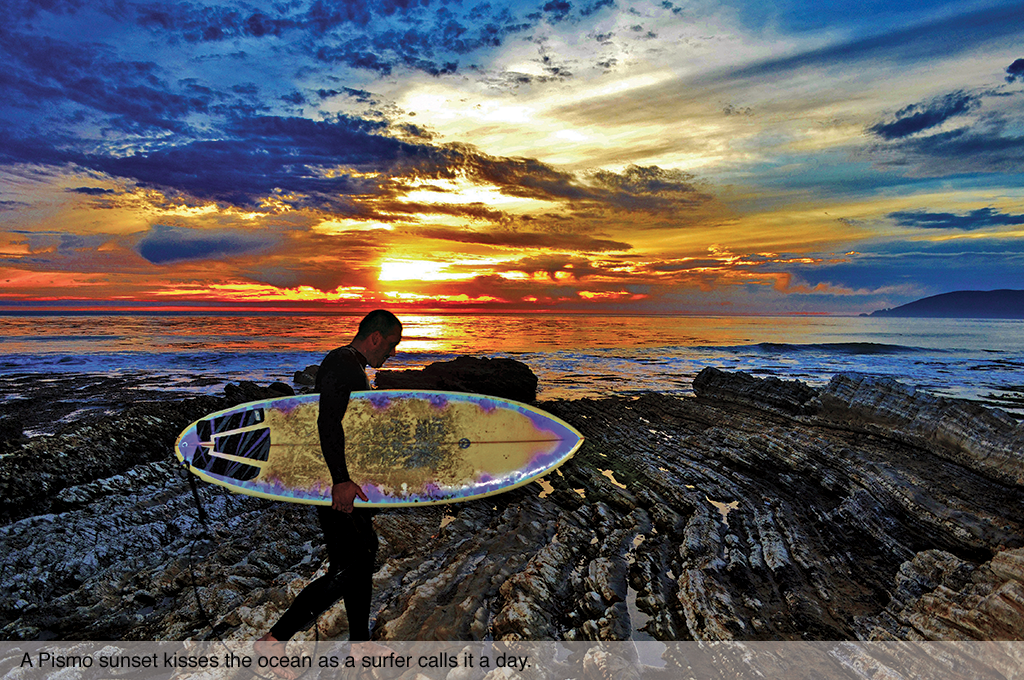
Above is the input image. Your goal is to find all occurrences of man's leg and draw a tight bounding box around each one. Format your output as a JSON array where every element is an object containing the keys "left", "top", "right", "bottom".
[{"left": 267, "top": 507, "right": 378, "bottom": 641}]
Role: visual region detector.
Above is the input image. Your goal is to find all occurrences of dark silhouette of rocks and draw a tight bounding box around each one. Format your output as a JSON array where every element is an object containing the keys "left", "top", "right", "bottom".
[
  {"left": 223, "top": 380, "right": 294, "bottom": 404},
  {"left": 375, "top": 356, "right": 539, "bottom": 403},
  {"left": 868, "top": 289, "right": 1024, "bottom": 318},
  {"left": 3, "top": 367, "right": 1024, "bottom": 644},
  {"left": 292, "top": 364, "right": 319, "bottom": 386}
]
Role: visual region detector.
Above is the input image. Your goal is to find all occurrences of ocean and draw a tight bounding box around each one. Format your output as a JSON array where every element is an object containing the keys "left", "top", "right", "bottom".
[{"left": 1, "top": 312, "right": 1023, "bottom": 415}]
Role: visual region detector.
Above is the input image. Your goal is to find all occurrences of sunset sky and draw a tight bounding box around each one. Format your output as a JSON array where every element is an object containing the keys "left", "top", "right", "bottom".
[{"left": 2, "top": 0, "right": 1023, "bottom": 315}]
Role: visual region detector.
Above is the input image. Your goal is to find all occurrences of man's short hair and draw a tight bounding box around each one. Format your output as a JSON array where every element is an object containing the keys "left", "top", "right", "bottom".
[{"left": 354, "top": 309, "right": 401, "bottom": 340}]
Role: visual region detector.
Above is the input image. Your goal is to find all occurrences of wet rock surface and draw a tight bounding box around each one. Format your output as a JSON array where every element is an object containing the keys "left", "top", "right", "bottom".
[
  {"left": 2, "top": 366, "right": 1024, "bottom": 642},
  {"left": 376, "top": 356, "right": 539, "bottom": 403}
]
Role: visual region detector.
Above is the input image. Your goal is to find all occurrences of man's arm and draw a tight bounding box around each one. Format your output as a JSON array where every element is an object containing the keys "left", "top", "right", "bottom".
[{"left": 317, "top": 349, "right": 370, "bottom": 512}]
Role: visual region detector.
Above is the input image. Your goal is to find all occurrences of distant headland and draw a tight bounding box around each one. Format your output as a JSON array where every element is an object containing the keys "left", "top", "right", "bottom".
[{"left": 866, "top": 289, "right": 1024, "bottom": 318}]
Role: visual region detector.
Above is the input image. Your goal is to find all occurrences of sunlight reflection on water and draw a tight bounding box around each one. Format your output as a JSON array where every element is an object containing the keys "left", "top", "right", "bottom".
[{"left": 2, "top": 314, "right": 1023, "bottom": 412}]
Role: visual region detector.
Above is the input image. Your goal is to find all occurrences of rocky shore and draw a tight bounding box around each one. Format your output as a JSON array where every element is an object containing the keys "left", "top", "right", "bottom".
[{"left": 2, "top": 364, "right": 1024, "bottom": 644}]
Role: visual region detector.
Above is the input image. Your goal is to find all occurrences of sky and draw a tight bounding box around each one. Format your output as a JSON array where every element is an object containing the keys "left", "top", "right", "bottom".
[{"left": 1, "top": 0, "right": 1023, "bottom": 315}]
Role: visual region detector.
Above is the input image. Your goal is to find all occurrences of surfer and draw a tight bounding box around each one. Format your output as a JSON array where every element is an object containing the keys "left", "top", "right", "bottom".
[{"left": 255, "top": 309, "right": 402, "bottom": 676}]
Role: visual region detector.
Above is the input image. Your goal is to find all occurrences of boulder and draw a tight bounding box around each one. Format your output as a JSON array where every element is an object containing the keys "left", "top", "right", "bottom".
[
  {"left": 692, "top": 366, "right": 817, "bottom": 416},
  {"left": 223, "top": 380, "right": 294, "bottom": 404},
  {"left": 375, "top": 356, "right": 539, "bottom": 403},
  {"left": 293, "top": 365, "right": 319, "bottom": 386}
]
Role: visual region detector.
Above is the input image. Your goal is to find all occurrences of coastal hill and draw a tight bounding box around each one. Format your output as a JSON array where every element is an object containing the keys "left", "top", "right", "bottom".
[{"left": 868, "top": 289, "right": 1024, "bottom": 318}]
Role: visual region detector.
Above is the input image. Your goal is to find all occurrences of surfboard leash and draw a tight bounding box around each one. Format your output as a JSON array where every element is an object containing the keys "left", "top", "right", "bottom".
[
  {"left": 183, "top": 461, "right": 209, "bottom": 526},
  {"left": 177, "top": 459, "right": 223, "bottom": 645},
  {"left": 179, "top": 461, "right": 328, "bottom": 679}
]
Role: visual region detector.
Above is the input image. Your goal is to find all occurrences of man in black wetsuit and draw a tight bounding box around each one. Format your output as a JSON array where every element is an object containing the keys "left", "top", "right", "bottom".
[{"left": 256, "top": 309, "right": 402, "bottom": 668}]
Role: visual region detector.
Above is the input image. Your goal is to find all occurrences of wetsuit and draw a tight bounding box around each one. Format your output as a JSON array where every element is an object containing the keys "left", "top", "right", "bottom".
[{"left": 269, "top": 345, "right": 379, "bottom": 641}]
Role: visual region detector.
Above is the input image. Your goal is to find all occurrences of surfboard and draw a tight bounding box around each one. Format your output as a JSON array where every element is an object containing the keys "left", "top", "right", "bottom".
[{"left": 174, "top": 390, "right": 583, "bottom": 507}]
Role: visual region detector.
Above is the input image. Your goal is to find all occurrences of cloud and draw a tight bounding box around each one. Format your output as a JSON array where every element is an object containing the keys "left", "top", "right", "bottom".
[
  {"left": 84, "top": 114, "right": 429, "bottom": 209},
  {"left": 492, "top": 254, "right": 607, "bottom": 279},
  {"left": 589, "top": 165, "right": 710, "bottom": 210},
  {"left": 723, "top": 3, "right": 1024, "bottom": 81},
  {"left": 135, "top": 224, "right": 279, "bottom": 264},
  {"left": 864, "top": 83, "right": 1024, "bottom": 177},
  {"left": 67, "top": 187, "right": 116, "bottom": 196},
  {"left": 134, "top": 3, "right": 297, "bottom": 42},
  {"left": 413, "top": 227, "right": 631, "bottom": 252},
  {"left": 870, "top": 127, "right": 1024, "bottom": 177},
  {"left": 0, "top": 26, "right": 211, "bottom": 135},
  {"left": 1008, "top": 58, "right": 1024, "bottom": 83},
  {"left": 452, "top": 154, "right": 712, "bottom": 215},
  {"left": 888, "top": 207, "right": 1024, "bottom": 230},
  {"left": 541, "top": 1, "right": 573, "bottom": 21},
  {"left": 127, "top": 0, "right": 541, "bottom": 78},
  {"left": 868, "top": 91, "right": 980, "bottom": 140}
]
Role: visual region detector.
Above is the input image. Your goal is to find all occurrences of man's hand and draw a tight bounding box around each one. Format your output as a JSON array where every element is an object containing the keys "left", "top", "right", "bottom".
[{"left": 331, "top": 480, "right": 368, "bottom": 512}]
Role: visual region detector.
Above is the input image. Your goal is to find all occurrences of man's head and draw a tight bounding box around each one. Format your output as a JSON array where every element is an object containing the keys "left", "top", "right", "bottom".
[{"left": 352, "top": 309, "right": 402, "bottom": 369}]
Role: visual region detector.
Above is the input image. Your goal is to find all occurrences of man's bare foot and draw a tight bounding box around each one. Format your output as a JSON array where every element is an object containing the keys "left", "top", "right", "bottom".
[
  {"left": 254, "top": 633, "right": 298, "bottom": 680},
  {"left": 350, "top": 641, "right": 393, "bottom": 659}
]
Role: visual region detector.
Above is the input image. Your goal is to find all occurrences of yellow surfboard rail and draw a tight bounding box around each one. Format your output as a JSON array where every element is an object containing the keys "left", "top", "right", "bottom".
[{"left": 175, "top": 390, "right": 583, "bottom": 506}]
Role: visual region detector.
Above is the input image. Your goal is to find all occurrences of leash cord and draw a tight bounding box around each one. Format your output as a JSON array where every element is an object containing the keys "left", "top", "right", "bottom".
[{"left": 180, "top": 463, "right": 323, "bottom": 680}]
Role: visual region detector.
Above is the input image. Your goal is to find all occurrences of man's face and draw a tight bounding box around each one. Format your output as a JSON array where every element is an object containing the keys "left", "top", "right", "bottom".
[{"left": 367, "top": 327, "right": 402, "bottom": 368}]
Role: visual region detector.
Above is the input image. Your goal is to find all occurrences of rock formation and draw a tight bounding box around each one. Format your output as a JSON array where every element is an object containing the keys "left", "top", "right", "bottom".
[
  {"left": 2, "top": 366, "right": 1024, "bottom": 644},
  {"left": 375, "top": 357, "right": 539, "bottom": 403}
]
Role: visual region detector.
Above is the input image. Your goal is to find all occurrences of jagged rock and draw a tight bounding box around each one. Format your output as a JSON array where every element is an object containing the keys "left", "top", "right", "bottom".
[
  {"left": 3, "top": 368, "right": 1024, "bottom": 644},
  {"left": 375, "top": 356, "right": 538, "bottom": 403},
  {"left": 0, "top": 416, "right": 24, "bottom": 455},
  {"left": 814, "top": 372, "right": 1024, "bottom": 487},
  {"left": 693, "top": 366, "right": 818, "bottom": 416},
  {"left": 293, "top": 365, "right": 319, "bottom": 386},
  {"left": 224, "top": 380, "right": 294, "bottom": 404},
  {"left": 0, "top": 395, "right": 227, "bottom": 524},
  {"left": 857, "top": 546, "right": 1024, "bottom": 640}
]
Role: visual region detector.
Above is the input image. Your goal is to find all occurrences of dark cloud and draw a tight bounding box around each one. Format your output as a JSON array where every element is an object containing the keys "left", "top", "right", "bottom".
[
  {"left": 1008, "top": 58, "right": 1024, "bottom": 83},
  {"left": 492, "top": 254, "right": 606, "bottom": 279},
  {"left": 723, "top": 104, "right": 754, "bottom": 116},
  {"left": 648, "top": 259, "right": 727, "bottom": 272},
  {"left": 0, "top": 127, "right": 79, "bottom": 167},
  {"left": 588, "top": 164, "right": 711, "bottom": 212},
  {"left": 315, "top": 43, "right": 398, "bottom": 75},
  {"left": 134, "top": 3, "right": 296, "bottom": 43},
  {"left": 580, "top": 0, "right": 615, "bottom": 17},
  {"left": 82, "top": 115, "right": 435, "bottom": 210},
  {"left": 865, "top": 81, "right": 1024, "bottom": 177},
  {"left": 723, "top": 4, "right": 1024, "bottom": 81},
  {"left": 67, "top": 187, "right": 116, "bottom": 195},
  {"left": 414, "top": 226, "right": 631, "bottom": 252},
  {"left": 281, "top": 91, "right": 308, "bottom": 106},
  {"left": 5, "top": 93, "right": 714, "bottom": 229},
  {"left": 871, "top": 126, "right": 1024, "bottom": 176},
  {"left": 889, "top": 207, "right": 1024, "bottom": 230},
  {"left": 450, "top": 155, "right": 711, "bottom": 215},
  {"left": 868, "top": 91, "right": 980, "bottom": 140},
  {"left": 135, "top": 224, "right": 279, "bottom": 264},
  {"left": 0, "top": 27, "right": 210, "bottom": 134},
  {"left": 542, "top": 1, "right": 573, "bottom": 21},
  {"left": 126, "top": 0, "right": 538, "bottom": 78}
]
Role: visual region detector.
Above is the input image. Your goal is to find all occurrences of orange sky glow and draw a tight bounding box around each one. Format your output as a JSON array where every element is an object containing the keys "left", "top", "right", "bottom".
[{"left": 2, "top": 1, "right": 1023, "bottom": 315}]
